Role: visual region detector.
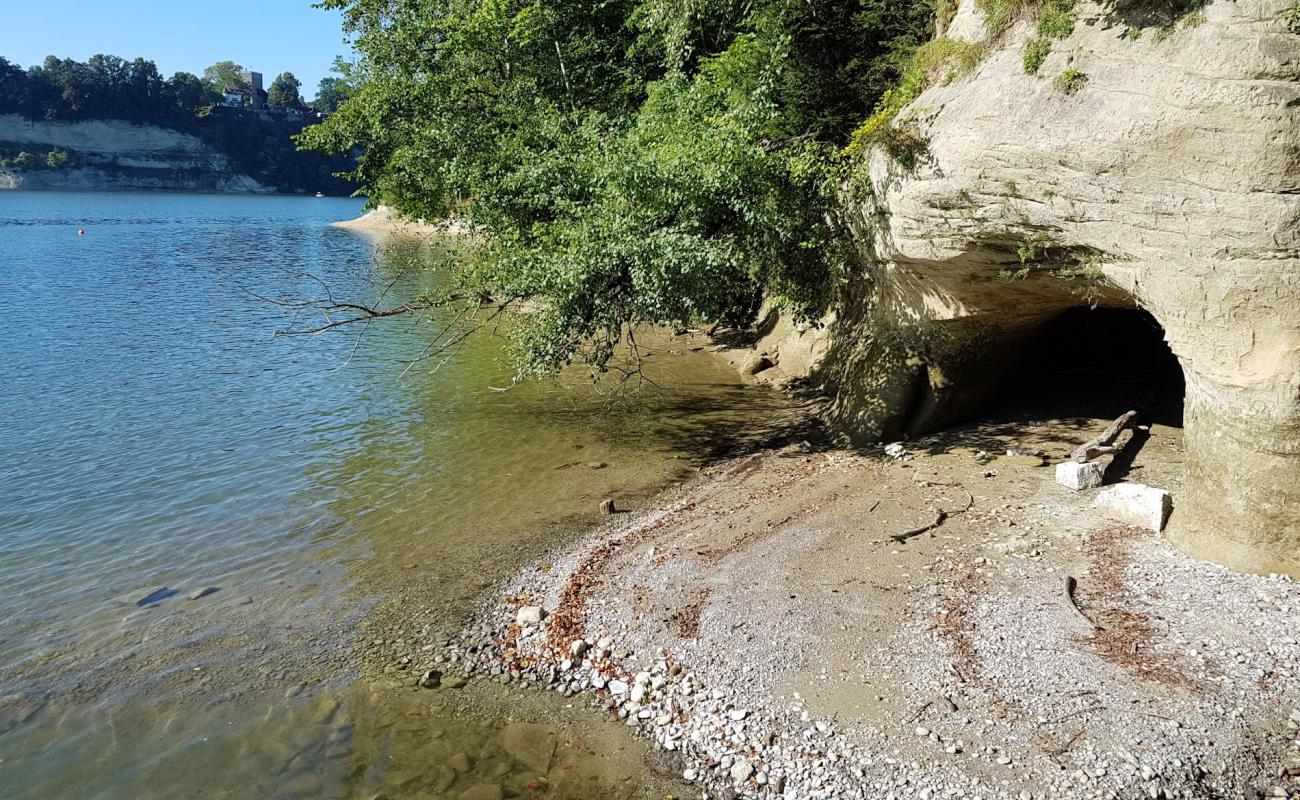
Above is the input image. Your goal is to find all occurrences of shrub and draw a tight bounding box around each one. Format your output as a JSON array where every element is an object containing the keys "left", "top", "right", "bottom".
[
  {"left": 936, "top": 0, "right": 959, "bottom": 33},
  {"left": 845, "top": 39, "right": 984, "bottom": 158},
  {"left": 44, "top": 149, "right": 70, "bottom": 169},
  {"left": 1036, "top": 0, "right": 1076, "bottom": 38},
  {"left": 1053, "top": 67, "right": 1088, "bottom": 94},
  {"left": 1023, "top": 37, "right": 1053, "bottom": 73},
  {"left": 1121, "top": 26, "right": 1144, "bottom": 40},
  {"left": 1288, "top": 1, "right": 1300, "bottom": 32},
  {"left": 878, "top": 122, "right": 931, "bottom": 171},
  {"left": 977, "top": 0, "right": 1034, "bottom": 32}
]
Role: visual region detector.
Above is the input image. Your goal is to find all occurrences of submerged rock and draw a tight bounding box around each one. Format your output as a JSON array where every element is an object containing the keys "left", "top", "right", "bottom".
[
  {"left": 135, "top": 587, "right": 177, "bottom": 606},
  {"left": 456, "top": 785, "right": 502, "bottom": 800},
  {"left": 498, "top": 722, "right": 558, "bottom": 773}
]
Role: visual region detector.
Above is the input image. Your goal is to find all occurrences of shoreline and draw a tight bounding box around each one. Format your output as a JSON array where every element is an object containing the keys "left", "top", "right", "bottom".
[
  {"left": 407, "top": 417, "right": 1300, "bottom": 799},
  {"left": 332, "top": 205, "right": 471, "bottom": 236}
]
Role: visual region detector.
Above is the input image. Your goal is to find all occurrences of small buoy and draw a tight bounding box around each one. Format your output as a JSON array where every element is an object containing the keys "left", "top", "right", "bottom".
[{"left": 78, "top": 228, "right": 85, "bottom": 235}]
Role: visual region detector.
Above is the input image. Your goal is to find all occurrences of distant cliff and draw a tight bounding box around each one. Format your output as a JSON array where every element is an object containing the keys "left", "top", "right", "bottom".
[{"left": 0, "top": 113, "right": 350, "bottom": 194}]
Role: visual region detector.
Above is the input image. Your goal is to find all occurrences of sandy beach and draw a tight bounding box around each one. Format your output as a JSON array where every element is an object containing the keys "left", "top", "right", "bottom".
[{"left": 332, "top": 205, "right": 471, "bottom": 236}]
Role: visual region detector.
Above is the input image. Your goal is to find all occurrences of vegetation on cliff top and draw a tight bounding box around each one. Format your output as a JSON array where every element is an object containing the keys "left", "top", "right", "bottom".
[
  {"left": 302, "top": 0, "right": 936, "bottom": 379},
  {"left": 0, "top": 54, "right": 355, "bottom": 194}
]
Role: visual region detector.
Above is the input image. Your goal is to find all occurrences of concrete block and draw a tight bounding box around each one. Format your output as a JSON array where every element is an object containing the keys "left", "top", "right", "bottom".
[
  {"left": 1094, "top": 483, "right": 1172, "bottom": 532},
  {"left": 1056, "top": 460, "right": 1104, "bottom": 491}
]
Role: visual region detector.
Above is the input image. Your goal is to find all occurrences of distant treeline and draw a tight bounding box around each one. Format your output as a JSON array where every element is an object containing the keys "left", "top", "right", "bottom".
[{"left": 0, "top": 54, "right": 355, "bottom": 194}]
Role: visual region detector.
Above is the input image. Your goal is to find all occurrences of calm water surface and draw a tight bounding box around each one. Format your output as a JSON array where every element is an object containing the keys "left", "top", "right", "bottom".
[{"left": 0, "top": 192, "right": 796, "bottom": 799}]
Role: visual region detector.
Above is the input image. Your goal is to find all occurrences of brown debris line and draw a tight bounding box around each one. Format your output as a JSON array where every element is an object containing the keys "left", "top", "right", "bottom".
[
  {"left": 667, "top": 588, "right": 713, "bottom": 639},
  {"left": 1074, "top": 525, "right": 1209, "bottom": 691},
  {"left": 547, "top": 538, "right": 624, "bottom": 654},
  {"left": 544, "top": 491, "right": 696, "bottom": 652},
  {"left": 932, "top": 560, "right": 985, "bottom": 688}
]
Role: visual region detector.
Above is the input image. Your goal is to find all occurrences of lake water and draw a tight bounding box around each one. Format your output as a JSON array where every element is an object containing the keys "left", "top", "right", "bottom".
[{"left": 0, "top": 192, "right": 798, "bottom": 799}]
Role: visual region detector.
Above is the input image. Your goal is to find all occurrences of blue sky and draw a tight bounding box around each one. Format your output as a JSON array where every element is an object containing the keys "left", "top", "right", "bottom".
[{"left": 3, "top": 1, "right": 350, "bottom": 96}]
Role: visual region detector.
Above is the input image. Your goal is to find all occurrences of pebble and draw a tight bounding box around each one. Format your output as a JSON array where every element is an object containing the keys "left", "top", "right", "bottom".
[{"left": 515, "top": 606, "right": 545, "bottom": 627}]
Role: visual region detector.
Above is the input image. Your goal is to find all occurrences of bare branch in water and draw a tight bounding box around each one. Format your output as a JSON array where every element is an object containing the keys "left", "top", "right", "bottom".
[{"left": 244, "top": 261, "right": 670, "bottom": 402}]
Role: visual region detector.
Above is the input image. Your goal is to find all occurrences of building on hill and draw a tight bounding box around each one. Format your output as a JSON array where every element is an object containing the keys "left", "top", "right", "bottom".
[
  {"left": 240, "top": 70, "right": 265, "bottom": 109},
  {"left": 221, "top": 70, "right": 266, "bottom": 109}
]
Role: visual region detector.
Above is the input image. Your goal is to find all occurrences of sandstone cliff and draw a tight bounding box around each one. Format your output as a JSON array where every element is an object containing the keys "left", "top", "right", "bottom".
[
  {"left": 792, "top": 0, "right": 1299, "bottom": 575},
  {"left": 0, "top": 114, "right": 272, "bottom": 193}
]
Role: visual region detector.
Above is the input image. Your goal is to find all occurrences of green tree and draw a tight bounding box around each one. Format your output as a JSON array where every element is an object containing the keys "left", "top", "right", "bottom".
[
  {"left": 310, "top": 76, "right": 349, "bottom": 114},
  {"left": 0, "top": 57, "right": 27, "bottom": 115},
  {"left": 266, "top": 71, "right": 302, "bottom": 109},
  {"left": 168, "top": 71, "right": 217, "bottom": 112},
  {"left": 300, "top": 0, "right": 934, "bottom": 379},
  {"left": 203, "top": 61, "right": 247, "bottom": 93}
]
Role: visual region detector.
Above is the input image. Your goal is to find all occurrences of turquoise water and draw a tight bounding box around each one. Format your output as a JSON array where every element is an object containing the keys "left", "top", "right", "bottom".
[{"left": 0, "top": 191, "right": 787, "bottom": 798}]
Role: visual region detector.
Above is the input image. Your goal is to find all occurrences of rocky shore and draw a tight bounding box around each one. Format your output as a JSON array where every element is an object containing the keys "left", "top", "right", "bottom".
[{"left": 403, "top": 417, "right": 1300, "bottom": 800}]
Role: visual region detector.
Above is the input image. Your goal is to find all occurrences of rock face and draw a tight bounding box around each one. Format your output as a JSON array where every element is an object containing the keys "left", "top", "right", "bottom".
[
  {"left": 819, "top": 0, "right": 1299, "bottom": 575},
  {"left": 0, "top": 114, "right": 272, "bottom": 193}
]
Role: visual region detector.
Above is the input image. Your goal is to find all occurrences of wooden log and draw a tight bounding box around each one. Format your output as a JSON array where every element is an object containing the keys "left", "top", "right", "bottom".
[
  {"left": 1072, "top": 410, "right": 1138, "bottom": 463},
  {"left": 1063, "top": 575, "right": 1102, "bottom": 630},
  {"left": 889, "top": 491, "right": 974, "bottom": 543}
]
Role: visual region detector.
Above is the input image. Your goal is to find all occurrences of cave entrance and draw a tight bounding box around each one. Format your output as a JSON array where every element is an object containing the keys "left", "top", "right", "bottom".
[{"left": 991, "top": 306, "right": 1185, "bottom": 427}]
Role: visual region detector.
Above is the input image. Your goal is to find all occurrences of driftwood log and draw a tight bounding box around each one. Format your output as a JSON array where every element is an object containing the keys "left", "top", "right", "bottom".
[
  {"left": 890, "top": 490, "right": 975, "bottom": 543},
  {"left": 1072, "top": 410, "right": 1138, "bottom": 462},
  {"left": 1063, "top": 575, "right": 1102, "bottom": 630}
]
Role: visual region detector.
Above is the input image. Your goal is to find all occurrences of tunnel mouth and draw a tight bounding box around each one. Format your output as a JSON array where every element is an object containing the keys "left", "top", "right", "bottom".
[{"left": 989, "top": 305, "right": 1185, "bottom": 428}]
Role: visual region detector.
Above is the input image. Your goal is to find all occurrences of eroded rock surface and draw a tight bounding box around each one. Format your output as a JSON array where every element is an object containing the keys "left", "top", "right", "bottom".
[{"left": 822, "top": 0, "right": 1299, "bottom": 575}]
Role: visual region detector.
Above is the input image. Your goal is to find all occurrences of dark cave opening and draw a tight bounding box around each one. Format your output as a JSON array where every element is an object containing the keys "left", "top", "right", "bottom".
[{"left": 992, "top": 306, "right": 1185, "bottom": 428}]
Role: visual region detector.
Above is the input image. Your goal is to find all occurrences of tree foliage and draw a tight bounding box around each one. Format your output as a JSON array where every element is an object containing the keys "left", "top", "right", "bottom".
[
  {"left": 311, "top": 77, "right": 349, "bottom": 114},
  {"left": 203, "top": 60, "right": 248, "bottom": 93},
  {"left": 267, "top": 71, "right": 303, "bottom": 109},
  {"left": 301, "top": 0, "right": 935, "bottom": 378}
]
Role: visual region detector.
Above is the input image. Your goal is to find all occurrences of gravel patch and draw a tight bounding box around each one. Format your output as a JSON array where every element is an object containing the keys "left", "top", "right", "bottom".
[{"left": 403, "top": 426, "right": 1300, "bottom": 800}]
